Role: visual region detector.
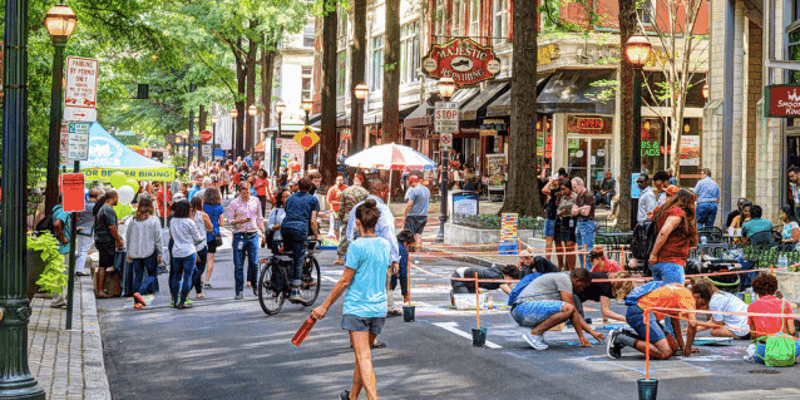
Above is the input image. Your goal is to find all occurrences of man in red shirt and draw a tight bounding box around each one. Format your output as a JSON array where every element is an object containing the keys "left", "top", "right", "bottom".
[
  {"left": 327, "top": 175, "right": 348, "bottom": 242},
  {"left": 155, "top": 182, "right": 172, "bottom": 225}
]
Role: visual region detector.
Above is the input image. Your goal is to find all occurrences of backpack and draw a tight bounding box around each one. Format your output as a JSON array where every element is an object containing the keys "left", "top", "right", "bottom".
[
  {"left": 624, "top": 281, "right": 668, "bottom": 306},
  {"left": 35, "top": 214, "right": 55, "bottom": 237},
  {"left": 507, "top": 272, "right": 543, "bottom": 307},
  {"left": 758, "top": 302, "right": 797, "bottom": 367},
  {"left": 631, "top": 220, "right": 657, "bottom": 260}
]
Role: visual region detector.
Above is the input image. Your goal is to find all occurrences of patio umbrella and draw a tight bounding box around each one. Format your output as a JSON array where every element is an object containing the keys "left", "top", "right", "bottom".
[{"left": 345, "top": 143, "right": 437, "bottom": 206}]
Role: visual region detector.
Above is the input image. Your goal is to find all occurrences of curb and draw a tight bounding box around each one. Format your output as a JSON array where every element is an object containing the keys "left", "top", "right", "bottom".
[
  {"left": 78, "top": 275, "right": 113, "bottom": 400},
  {"left": 421, "top": 246, "right": 497, "bottom": 268}
]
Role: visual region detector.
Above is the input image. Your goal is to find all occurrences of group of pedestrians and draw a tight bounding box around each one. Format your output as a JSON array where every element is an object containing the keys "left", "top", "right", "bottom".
[{"left": 541, "top": 169, "right": 597, "bottom": 271}]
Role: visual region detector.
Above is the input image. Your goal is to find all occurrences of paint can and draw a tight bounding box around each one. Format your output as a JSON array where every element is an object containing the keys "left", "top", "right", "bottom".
[
  {"left": 472, "top": 327, "right": 487, "bottom": 347},
  {"left": 402, "top": 305, "right": 416, "bottom": 322},
  {"left": 637, "top": 379, "right": 658, "bottom": 400}
]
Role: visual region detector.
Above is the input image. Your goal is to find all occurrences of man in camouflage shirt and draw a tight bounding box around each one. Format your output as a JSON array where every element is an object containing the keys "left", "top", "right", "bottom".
[{"left": 334, "top": 174, "right": 369, "bottom": 265}]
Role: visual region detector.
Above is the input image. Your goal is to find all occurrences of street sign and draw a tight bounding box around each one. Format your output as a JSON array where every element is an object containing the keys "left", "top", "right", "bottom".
[
  {"left": 62, "top": 173, "right": 85, "bottom": 212},
  {"left": 200, "top": 130, "right": 212, "bottom": 143},
  {"left": 67, "top": 122, "right": 91, "bottom": 161},
  {"left": 63, "top": 106, "right": 97, "bottom": 122},
  {"left": 202, "top": 144, "right": 211, "bottom": 158},
  {"left": 440, "top": 132, "right": 453, "bottom": 151},
  {"left": 59, "top": 123, "right": 70, "bottom": 167},
  {"left": 64, "top": 57, "right": 99, "bottom": 109},
  {"left": 434, "top": 101, "right": 459, "bottom": 134},
  {"left": 293, "top": 126, "right": 320, "bottom": 151}
]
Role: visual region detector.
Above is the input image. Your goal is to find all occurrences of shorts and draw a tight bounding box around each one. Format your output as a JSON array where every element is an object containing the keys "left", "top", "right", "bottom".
[
  {"left": 560, "top": 218, "right": 576, "bottom": 242},
  {"left": 207, "top": 238, "right": 218, "bottom": 254},
  {"left": 511, "top": 300, "right": 566, "bottom": 328},
  {"left": 544, "top": 219, "right": 556, "bottom": 238},
  {"left": 626, "top": 305, "right": 667, "bottom": 344},
  {"left": 341, "top": 315, "right": 386, "bottom": 335},
  {"left": 405, "top": 215, "right": 428, "bottom": 235},
  {"left": 96, "top": 241, "right": 116, "bottom": 269}
]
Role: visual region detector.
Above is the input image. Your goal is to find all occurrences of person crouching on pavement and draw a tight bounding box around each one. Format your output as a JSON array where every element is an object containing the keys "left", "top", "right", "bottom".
[
  {"left": 606, "top": 282, "right": 698, "bottom": 360},
  {"left": 312, "top": 199, "right": 390, "bottom": 400},
  {"left": 391, "top": 230, "right": 415, "bottom": 304},
  {"left": 449, "top": 264, "right": 519, "bottom": 306},
  {"left": 510, "top": 269, "right": 606, "bottom": 350}
]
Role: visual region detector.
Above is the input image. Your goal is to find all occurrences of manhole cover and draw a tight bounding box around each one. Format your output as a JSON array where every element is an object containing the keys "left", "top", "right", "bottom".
[{"left": 747, "top": 370, "right": 780, "bottom": 374}]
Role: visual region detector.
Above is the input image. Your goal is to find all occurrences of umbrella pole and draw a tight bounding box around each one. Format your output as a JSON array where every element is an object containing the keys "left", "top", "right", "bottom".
[{"left": 388, "top": 168, "right": 393, "bottom": 208}]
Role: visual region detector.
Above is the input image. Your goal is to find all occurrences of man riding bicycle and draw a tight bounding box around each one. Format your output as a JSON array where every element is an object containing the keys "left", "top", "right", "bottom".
[{"left": 280, "top": 177, "right": 323, "bottom": 302}]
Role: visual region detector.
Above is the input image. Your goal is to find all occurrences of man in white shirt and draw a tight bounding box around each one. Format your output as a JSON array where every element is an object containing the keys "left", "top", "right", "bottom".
[{"left": 636, "top": 174, "right": 656, "bottom": 224}]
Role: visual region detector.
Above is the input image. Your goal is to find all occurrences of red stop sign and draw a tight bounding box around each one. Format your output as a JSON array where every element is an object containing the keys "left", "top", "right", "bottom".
[
  {"left": 300, "top": 135, "right": 313, "bottom": 149},
  {"left": 200, "top": 130, "right": 212, "bottom": 143}
]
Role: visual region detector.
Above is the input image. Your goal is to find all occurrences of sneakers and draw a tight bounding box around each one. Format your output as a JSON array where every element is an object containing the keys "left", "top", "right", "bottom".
[
  {"left": 176, "top": 303, "right": 193, "bottom": 310},
  {"left": 252, "top": 285, "right": 258, "bottom": 297},
  {"left": 50, "top": 294, "right": 67, "bottom": 308},
  {"left": 338, "top": 390, "right": 351, "bottom": 400},
  {"left": 289, "top": 288, "right": 303, "bottom": 302},
  {"left": 606, "top": 329, "right": 622, "bottom": 359},
  {"left": 619, "top": 325, "right": 641, "bottom": 340},
  {"left": 387, "top": 310, "right": 402, "bottom": 317},
  {"left": 522, "top": 333, "right": 549, "bottom": 350},
  {"left": 133, "top": 293, "right": 147, "bottom": 306},
  {"left": 133, "top": 303, "right": 144, "bottom": 310},
  {"left": 235, "top": 293, "right": 244, "bottom": 300}
]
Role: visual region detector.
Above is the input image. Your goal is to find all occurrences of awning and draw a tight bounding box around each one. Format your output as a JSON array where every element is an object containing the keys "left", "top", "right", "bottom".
[
  {"left": 537, "top": 69, "right": 616, "bottom": 115},
  {"left": 461, "top": 81, "right": 511, "bottom": 121},
  {"left": 261, "top": 123, "right": 320, "bottom": 134},
  {"left": 308, "top": 113, "right": 321, "bottom": 125},
  {"left": 486, "top": 76, "right": 553, "bottom": 117},
  {"left": 403, "top": 88, "right": 480, "bottom": 129},
  {"left": 80, "top": 123, "right": 176, "bottom": 181}
]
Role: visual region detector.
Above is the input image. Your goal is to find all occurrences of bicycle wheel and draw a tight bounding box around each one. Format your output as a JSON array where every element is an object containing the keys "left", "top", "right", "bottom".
[
  {"left": 299, "top": 257, "right": 321, "bottom": 307},
  {"left": 258, "top": 259, "right": 286, "bottom": 316}
]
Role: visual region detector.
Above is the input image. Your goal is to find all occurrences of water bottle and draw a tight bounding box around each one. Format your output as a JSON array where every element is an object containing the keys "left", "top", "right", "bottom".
[
  {"left": 778, "top": 254, "right": 788, "bottom": 271},
  {"left": 487, "top": 294, "right": 494, "bottom": 310},
  {"left": 701, "top": 236, "right": 708, "bottom": 245},
  {"left": 744, "top": 288, "right": 753, "bottom": 304},
  {"left": 291, "top": 317, "right": 317, "bottom": 346}
]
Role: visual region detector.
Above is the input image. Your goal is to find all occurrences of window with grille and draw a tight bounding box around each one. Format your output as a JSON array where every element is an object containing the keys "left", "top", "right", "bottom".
[
  {"left": 301, "top": 66, "right": 313, "bottom": 100},
  {"left": 371, "top": 35, "right": 384, "bottom": 90},
  {"left": 303, "top": 22, "right": 315, "bottom": 47},
  {"left": 493, "top": 0, "right": 508, "bottom": 44}
]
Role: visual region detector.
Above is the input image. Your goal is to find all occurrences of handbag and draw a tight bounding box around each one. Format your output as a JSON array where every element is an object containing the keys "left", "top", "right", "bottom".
[
  {"left": 756, "top": 302, "right": 797, "bottom": 367},
  {"left": 214, "top": 234, "right": 223, "bottom": 247}
]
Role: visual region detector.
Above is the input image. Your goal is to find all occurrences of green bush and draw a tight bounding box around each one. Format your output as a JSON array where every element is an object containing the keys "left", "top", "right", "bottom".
[
  {"left": 28, "top": 232, "right": 67, "bottom": 296},
  {"left": 457, "top": 214, "right": 543, "bottom": 230}
]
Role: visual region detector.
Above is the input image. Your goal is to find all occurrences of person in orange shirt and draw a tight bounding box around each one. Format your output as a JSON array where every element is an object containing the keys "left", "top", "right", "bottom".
[
  {"left": 327, "top": 174, "right": 348, "bottom": 242},
  {"left": 606, "top": 283, "right": 698, "bottom": 360},
  {"left": 289, "top": 157, "right": 302, "bottom": 176}
]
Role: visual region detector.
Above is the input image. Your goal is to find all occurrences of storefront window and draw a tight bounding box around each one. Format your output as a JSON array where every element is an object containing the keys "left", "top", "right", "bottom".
[{"left": 640, "top": 118, "right": 663, "bottom": 174}]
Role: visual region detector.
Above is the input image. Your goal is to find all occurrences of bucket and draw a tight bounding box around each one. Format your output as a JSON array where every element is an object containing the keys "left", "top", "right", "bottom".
[
  {"left": 637, "top": 379, "right": 658, "bottom": 400},
  {"left": 472, "top": 327, "right": 487, "bottom": 347},
  {"left": 402, "top": 305, "right": 416, "bottom": 322}
]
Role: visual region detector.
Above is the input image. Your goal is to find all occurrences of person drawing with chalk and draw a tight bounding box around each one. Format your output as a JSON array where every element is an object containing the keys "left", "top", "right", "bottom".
[{"left": 312, "top": 199, "right": 390, "bottom": 400}]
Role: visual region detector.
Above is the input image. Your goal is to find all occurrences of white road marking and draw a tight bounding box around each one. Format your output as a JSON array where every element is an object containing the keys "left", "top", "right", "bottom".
[{"left": 432, "top": 322, "right": 502, "bottom": 349}]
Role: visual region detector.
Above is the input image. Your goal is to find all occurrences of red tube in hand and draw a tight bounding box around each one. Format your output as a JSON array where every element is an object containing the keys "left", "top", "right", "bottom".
[{"left": 291, "top": 317, "right": 317, "bottom": 346}]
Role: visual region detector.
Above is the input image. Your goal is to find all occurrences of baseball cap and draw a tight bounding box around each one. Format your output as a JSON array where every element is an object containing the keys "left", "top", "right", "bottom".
[
  {"left": 666, "top": 185, "right": 679, "bottom": 197},
  {"left": 408, "top": 175, "right": 420, "bottom": 183}
]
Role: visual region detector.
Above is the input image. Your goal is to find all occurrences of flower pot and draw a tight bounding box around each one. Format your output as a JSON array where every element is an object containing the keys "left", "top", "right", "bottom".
[
  {"left": 26, "top": 249, "right": 47, "bottom": 302},
  {"left": 402, "top": 305, "right": 416, "bottom": 322},
  {"left": 472, "top": 327, "right": 487, "bottom": 347},
  {"left": 637, "top": 379, "right": 658, "bottom": 400}
]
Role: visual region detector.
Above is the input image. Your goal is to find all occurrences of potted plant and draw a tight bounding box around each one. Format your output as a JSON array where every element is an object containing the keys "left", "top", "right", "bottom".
[{"left": 26, "top": 232, "right": 67, "bottom": 301}]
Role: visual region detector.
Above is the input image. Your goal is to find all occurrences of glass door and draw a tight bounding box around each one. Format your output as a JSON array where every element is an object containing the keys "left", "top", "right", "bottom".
[
  {"left": 589, "top": 138, "right": 612, "bottom": 191},
  {"left": 567, "top": 137, "right": 588, "bottom": 182}
]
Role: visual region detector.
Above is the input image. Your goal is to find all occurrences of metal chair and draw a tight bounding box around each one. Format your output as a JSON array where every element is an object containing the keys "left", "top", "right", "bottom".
[
  {"left": 748, "top": 230, "right": 773, "bottom": 247},
  {"left": 698, "top": 226, "right": 724, "bottom": 243}
]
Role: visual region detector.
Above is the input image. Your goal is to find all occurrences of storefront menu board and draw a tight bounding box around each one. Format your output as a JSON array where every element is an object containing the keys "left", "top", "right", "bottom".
[
  {"left": 679, "top": 136, "right": 700, "bottom": 166},
  {"left": 486, "top": 154, "right": 506, "bottom": 187}
]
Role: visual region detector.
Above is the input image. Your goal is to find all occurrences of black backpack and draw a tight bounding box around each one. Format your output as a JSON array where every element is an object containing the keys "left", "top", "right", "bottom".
[
  {"left": 631, "top": 220, "right": 657, "bottom": 260},
  {"left": 35, "top": 212, "right": 56, "bottom": 237}
]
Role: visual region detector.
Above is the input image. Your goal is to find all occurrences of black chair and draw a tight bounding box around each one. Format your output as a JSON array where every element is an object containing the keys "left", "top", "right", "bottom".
[
  {"left": 698, "top": 227, "right": 724, "bottom": 243},
  {"left": 748, "top": 230, "right": 773, "bottom": 247}
]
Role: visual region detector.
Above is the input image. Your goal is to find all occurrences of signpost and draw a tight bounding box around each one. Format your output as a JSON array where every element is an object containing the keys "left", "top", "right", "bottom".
[
  {"left": 436, "top": 102, "right": 458, "bottom": 151},
  {"left": 64, "top": 56, "right": 98, "bottom": 109}
]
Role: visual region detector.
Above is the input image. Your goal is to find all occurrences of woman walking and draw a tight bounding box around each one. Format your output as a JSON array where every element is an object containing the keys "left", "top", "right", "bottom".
[
  {"left": 125, "top": 197, "right": 163, "bottom": 309},
  {"left": 255, "top": 169, "right": 271, "bottom": 217},
  {"left": 191, "top": 196, "right": 213, "bottom": 299},
  {"left": 648, "top": 189, "right": 697, "bottom": 284},
  {"left": 169, "top": 200, "right": 205, "bottom": 309},
  {"left": 557, "top": 182, "right": 578, "bottom": 271},
  {"left": 220, "top": 162, "right": 232, "bottom": 198},
  {"left": 203, "top": 187, "right": 226, "bottom": 288},
  {"left": 312, "top": 199, "right": 389, "bottom": 400}
]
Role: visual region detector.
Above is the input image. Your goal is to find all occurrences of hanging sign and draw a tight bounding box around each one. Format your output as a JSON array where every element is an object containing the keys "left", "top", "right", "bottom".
[
  {"left": 765, "top": 84, "right": 800, "bottom": 117},
  {"left": 422, "top": 38, "right": 501, "bottom": 85},
  {"left": 64, "top": 57, "right": 99, "bottom": 109}
]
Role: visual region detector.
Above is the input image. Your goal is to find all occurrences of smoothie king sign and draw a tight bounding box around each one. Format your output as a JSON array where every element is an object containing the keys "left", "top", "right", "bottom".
[
  {"left": 766, "top": 84, "right": 800, "bottom": 118},
  {"left": 422, "top": 38, "right": 501, "bottom": 85}
]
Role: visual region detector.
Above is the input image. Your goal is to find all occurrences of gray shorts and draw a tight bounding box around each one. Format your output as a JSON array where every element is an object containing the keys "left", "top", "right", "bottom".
[
  {"left": 341, "top": 315, "right": 386, "bottom": 335},
  {"left": 405, "top": 215, "right": 428, "bottom": 234}
]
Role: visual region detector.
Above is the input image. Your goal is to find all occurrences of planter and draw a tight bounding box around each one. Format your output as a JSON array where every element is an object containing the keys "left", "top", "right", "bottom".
[
  {"left": 444, "top": 222, "right": 537, "bottom": 246},
  {"left": 776, "top": 271, "right": 800, "bottom": 306},
  {"left": 26, "top": 249, "right": 47, "bottom": 302}
]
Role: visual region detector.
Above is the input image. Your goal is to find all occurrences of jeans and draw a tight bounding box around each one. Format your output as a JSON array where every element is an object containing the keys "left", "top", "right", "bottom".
[
  {"left": 75, "top": 234, "right": 93, "bottom": 273},
  {"left": 233, "top": 232, "right": 259, "bottom": 294},
  {"left": 696, "top": 202, "right": 718, "bottom": 228},
  {"left": 576, "top": 220, "right": 596, "bottom": 269},
  {"left": 171, "top": 254, "right": 196, "bottom": 304},
  {"left": 132, "top": 252, "right": 159, "bottom": 295},
  {"left": 192, "top": 247, "right": 208, "bottom": 294},
  {"left": 651, "top": 261, "right": 685, "bottom": 284},
  {"left": 544, "top": 219, "right": 556, "bottom": 238},
  {"left": 281, "top": 227, "right": 307, "bottom": 288},
  {"left": 626, "top": 305, "right": 667, "bottom": 344}
]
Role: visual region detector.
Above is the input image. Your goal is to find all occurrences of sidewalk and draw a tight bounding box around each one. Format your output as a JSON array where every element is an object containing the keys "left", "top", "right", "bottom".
[{"left": 27, "top": 275, "right": 112, "bottom": 400}]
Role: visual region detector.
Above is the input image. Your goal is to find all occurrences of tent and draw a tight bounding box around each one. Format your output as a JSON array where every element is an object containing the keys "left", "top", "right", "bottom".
[{"left": 79, "top": 123, "right": 176, "bottom": 182}]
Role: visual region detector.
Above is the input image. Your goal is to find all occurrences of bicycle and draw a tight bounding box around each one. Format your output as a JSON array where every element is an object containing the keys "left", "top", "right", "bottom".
[{"left": 258, "top": 240, "right": 321, "bottom": 316}]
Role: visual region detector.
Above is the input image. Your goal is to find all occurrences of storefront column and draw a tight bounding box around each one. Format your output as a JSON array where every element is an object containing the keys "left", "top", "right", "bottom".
[
  {"left": 613, "top": 68, "right": 622, "bottom": 193},
  {"left": 552, "top": 114, "right": 568, "bottom": 172}
]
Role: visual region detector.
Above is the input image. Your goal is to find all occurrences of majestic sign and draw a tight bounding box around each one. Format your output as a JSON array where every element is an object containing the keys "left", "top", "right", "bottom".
[
  {"left": 64, "top": 57, "right": 99, "bottom": 109},
  {"left": 434, "top": 101, "right": 459, "bottom": 134},
  {"left": 765, "top": 84, "right": 800, "bottom": 118},
  {"left": 422, "top": 38, "right": 501, "bottom": 85}
]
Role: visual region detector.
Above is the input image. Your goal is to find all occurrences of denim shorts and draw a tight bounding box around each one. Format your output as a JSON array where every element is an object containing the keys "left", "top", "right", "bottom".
[
  {"left": 544, "top": 219, "right": 556, "bottom": 238},
  {"left": 511, "top": 300, "right": 565, "bottom": 328},
  {"left": 651, "top": 262, "right": 685, "bottom": 285},
  {"left": 342, "top": 315, "right": 386, "bottom": 335},
  {"left": 626, "top": 305, "right": 666, "bottom": 344}
]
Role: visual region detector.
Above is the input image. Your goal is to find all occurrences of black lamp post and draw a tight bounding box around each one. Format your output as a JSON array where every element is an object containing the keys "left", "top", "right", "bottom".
[
  {"left": 182, "top": 133, "right": 189, "bottom": 162},
  {"left": 211, "top": 114, "right": 218, "bottom": 163},
  {"left": 434, "top": 77, "right": 456, "bottom": 243},
  {"left": 353, "top": 84, "right": 368, "bottom": 154},
  {"left": 43, "top": 4, "right": 78, "bottom": 217},
  {"left": 625, "top": 34, "right": 651, "bottom": 230},
  {"left": 274, "top": 103, "right": 286, "bottom": 173},
  {"left": 230, "top": 108, "right": 239, "bottom": 160}
]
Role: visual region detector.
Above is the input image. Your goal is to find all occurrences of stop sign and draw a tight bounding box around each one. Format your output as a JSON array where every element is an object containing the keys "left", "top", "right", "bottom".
[{"left": 200, "top": 130, "right": 212, "bottom": 143}]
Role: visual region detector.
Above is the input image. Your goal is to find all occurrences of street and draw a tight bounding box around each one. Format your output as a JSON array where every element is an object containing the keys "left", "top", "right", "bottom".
[{"left": 97, "top": 245, "right": 800, "bottom": 400}]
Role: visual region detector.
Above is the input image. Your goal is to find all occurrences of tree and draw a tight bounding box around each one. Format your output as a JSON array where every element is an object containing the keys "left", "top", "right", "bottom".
[
  {"left": 383, "top": 0, "right": 402, "bottom": 198},
  {"left": 638, "top": 0, "right": 707, "bottom": 185},
  {"left": 616, "top": 0, "right": 637, "bottom": 229},
  {"left": 350, "top": 0, "right": 366, "bottom": 154},
  {"left": 500, "top": 0, "right": 543, "bottom": 216},
  {"left": 319, "top": 0, "right": 339, "bottom": 186}
]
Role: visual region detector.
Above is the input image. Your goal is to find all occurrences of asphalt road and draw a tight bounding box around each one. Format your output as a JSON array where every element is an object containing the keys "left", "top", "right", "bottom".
[{"left": 98, "top": 244, "right": 800, "bottom": 400}]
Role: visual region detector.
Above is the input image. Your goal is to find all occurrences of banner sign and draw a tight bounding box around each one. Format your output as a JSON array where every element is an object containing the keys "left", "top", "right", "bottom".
[
  {"left": 62, "top": 173, "right": 85, "bottom": 212},
  {"left": 679, "top": 136, "right": 700, "bottom": 166},
  {"left": 64, "top": 57, "right": 99, "bottom": 109},
  {"left": 765, "top": 84, "right": 800, "bottom": 118},
  {"left": 422, "top": 38, "right": 501, "bottom": 85}
]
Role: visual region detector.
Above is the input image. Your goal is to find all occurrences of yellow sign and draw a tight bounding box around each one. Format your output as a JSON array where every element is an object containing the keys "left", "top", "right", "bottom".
[
  {"left": 82, "top": 167, "right": 176, "bottom": 182},
  {"left": 293, "top": 126, "right": 320, "bottom": 151}
]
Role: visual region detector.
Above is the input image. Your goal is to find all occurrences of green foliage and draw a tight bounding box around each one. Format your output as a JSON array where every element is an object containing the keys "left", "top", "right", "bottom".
[
  {"left": 28, "top": 233, "right": 67, "bottom": 296},
  {"left": 457, "top": 214, "right": 543, "bottom": 230}
]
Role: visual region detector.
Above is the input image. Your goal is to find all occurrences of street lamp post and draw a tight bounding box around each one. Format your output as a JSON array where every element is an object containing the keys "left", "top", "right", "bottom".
[
  {"left": 274, "top": 103, "right": 286, "bottom": 174},
  {"left": 0, "top": 0, "right": 48, "bottom": 398},
  {"left": 435, "top": 77, "right": 456, "bottom": 244},
  {"left": 302, "top": 99, "right": 313, "bottom": 166},
  {"left": 248, "top": 105, "right": 257, "bottom": 157},
  {"left": 230, "top": 109, "right": 239, "bottom": 160},
  {"left": 211, "top": 115, "right": 219, "bottom": 163},
  {"left": 43, "top": 4, "right": 78, "bottom": 217},
  {"left": 182, "top": 133, "right": 189, "bottom": 162},
  {"left": 625, "top": 34, "right": 652, "bottom": 230},
  {"left": 353, "top": 84, "right": 368, "bottom": 154}
]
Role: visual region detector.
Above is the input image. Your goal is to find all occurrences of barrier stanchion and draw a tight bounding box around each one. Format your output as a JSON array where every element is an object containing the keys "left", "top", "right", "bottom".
[
  {"left": 472, "top": 272, "right": 487, "bottom": 347},
  {"left": 638, "top": 307, "right": 658, "bottom": 400},
  {"left": 403, "top": 264, "right": 415, "bottom": 322}
]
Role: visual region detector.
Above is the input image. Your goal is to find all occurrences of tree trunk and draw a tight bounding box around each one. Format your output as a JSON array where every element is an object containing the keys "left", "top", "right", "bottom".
[
  {"left": 261, "top": 36, "right": 274, "bottom": 136},
  {"left": 384, "top": 0, "right": 402, "bottom": 198},
  {"left": 235, "top": 38, "right": 246, "bottom": 159},
  {"left": 320, "top": 0, "right": 339, "bottom": 186},
  {"left": 199, "top": 105, "right": 208, "bottom": 163},
  {"left": 499, "top": 0, "right": 541, "bottom": 217},
  {"left": 617, "top": 0, "right": 636, "bottom": 229},
  {"left": 188, "top": 83, "right": 196, "bottom": 168},
  {"left": 350, "top": 0, "right": 367, "bottom": 154}
]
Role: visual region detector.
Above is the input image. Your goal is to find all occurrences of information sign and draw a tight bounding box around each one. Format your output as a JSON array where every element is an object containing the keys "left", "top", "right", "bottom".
[
  {"left": 64, "top": 57, "right": 99, "bottom": 109},
  {"left": 435, "top": 101, "right": 459, "bottom": 134},
  {"left": 62, "top": 173, "right": 85, "bottom": 212}
]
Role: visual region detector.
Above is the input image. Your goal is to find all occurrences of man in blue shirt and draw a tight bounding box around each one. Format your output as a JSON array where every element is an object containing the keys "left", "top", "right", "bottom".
[
  {"left": 693, "top": 168, "right": 721, "bottom": 228},
  {"left": 741, "top": 205, "right": 774, "bottom": 242},
  {"left": 51, "top": 198, "right": 72, "bottom": 308},
  {"left": 281, "top": 177, "right": 322, "bottom": 302}
]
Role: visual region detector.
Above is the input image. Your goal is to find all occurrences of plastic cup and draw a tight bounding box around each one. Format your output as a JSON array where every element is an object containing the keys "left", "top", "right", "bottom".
[{"left": 402, "top": 305, "right": 416, "bottom": 322}]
